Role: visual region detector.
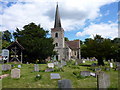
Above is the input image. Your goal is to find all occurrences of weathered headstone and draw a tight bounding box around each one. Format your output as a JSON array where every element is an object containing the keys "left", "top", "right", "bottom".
[
  {"left": 2, "top": 64, "right": 11, "bottom": 71},
  {"left": 34, "top": 64, "right": 39, "bottom": 72},
  {"left": 48, "top": 63, "right": 54, "bottom": 68},
  {"left": 97, "top": 71, "right": 110, "bottom": 89},
  {"left": 18, "top": 65, "right": 21, "bottom": 68},
  {"left": 110, "top": 63, "right": 113, "bottom": 68},
  {"left": 58, "top": 79, "right": 72, "bottom": 88},
  {"left": 80, "top": 71, "right": 90, "bottom": 77},
  {"left": 45, "top": 68, "right": 54, "bottom": 72},
  {"left": 50, "top": 73, "right": 61, "bottom": 79},
  {"left": 11, "top": 68, "right": 20, "bottom": 78},
  {"left": 26, "top": 62, "right": 29, "bottom": 64}
]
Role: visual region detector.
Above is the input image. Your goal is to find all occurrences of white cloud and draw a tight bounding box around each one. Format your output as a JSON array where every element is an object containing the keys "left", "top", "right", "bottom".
[
  {"left": 76, "top": 22, "right": 118, "bottom": 39},
  {"left": 0, "top": 0, "right": 118, "bottom": 32}
]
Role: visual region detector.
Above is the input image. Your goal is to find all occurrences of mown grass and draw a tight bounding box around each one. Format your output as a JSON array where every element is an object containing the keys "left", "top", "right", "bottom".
[{"left": 1, "top": 61, "right": 119, "bottom": 88}]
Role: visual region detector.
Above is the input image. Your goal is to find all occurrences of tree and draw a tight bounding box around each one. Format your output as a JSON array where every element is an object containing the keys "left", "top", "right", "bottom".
[
  {"left": 13, "top": 22, "right": 55, "bottom": 63},
  {"left": 2, "top": 30, "right": 12, "bottom": 42},
  {"left": 81, "top": 35, "right": 117, "bottom": 65},
  {"left": 65, "top": 37, "right": 69, "bottom": 41}
]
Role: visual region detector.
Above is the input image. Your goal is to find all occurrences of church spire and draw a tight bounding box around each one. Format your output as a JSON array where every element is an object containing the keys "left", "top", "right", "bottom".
[{"left": 54, "top": 3, "right": 61, "bottom": 28}]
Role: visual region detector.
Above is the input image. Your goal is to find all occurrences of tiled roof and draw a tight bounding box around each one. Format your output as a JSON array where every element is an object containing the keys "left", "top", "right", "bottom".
[{"left": 65, "top": 40, "right": 80, "bottom": 50}]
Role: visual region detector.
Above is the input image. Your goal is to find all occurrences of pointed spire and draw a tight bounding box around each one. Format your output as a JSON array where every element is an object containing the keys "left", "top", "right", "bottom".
[{"left": 54, "top": 3, "right": 61, "bottom": 28}]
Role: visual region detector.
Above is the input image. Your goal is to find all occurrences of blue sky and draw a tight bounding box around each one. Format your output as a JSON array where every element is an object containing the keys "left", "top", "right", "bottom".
[{"left": 0, "top": 0, "right": 119, "bottom": 41}]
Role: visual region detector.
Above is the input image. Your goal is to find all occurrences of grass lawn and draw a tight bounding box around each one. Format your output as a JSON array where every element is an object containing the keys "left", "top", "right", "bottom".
[{"left": 1, "top": 61, "right": 119, "bottom": 89}]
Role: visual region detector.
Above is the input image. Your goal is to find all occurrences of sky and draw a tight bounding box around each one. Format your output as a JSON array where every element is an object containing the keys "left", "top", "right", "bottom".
[{"left": 0, "top": 0, "right": 119, "bottom": 41}]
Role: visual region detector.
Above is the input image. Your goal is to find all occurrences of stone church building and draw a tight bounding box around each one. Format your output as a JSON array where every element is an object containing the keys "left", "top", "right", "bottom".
[{"left": 51, "top": 4, "right": 82, "bottom": 63}]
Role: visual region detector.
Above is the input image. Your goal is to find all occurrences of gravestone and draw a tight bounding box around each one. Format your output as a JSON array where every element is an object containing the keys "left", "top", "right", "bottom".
[
  {"left": 80, "top": 71, "right": 90, "bottom": 77},
  {"left": 45, "top": 68, "right": 54, "bottom": 72},
  {"left": 26, "top": 62, "right": 29, "bottom": 64},
  {"left": 18, "top": 65, "right": 21, "bottom": 68},
  {"left": 83, "top": 60, "right": 85, "bottom": 63},
  {"left": 11, "top": 68, "right": 20, "bottom": 78},
  {"left": 58, "top": 79, "right": 72, "bottom": 88},
  {"left": 54, "top": 62, "right": 59, "bottom": 66},
  {"left": 105, "top": 67, "right": 110, "bottom": 71},
  {"left": 91, "top": 63, "right": 97, "bottom": 67},
  {"left": 34, "top": 64, "right": 39, "bottom": 72},
  {"left": 95, "top": 68, "right": 101, "bottom": 72},
  {"left": 110, "top": 63, "right": 113, "bottom": 68},
  {"left": 50, "top": 73, "right": 61, "bottom": 79},
  {"left": 97, "top": 71, "right": 110, "bottom": 89},
  {"left": 57, "top": 64, "right": 63, "bottom": 68},
  {"left": 2, "top": 64, "right": 11, "bottom": 71},
  {"left": 48, "top": 63, "right": 54, "bottom": 68},
  {"left": 61, "top": 60, "right": 66, "bottom": 66},
  {"left": 90, "top": 72, "right": 96, "bottom": 77}
]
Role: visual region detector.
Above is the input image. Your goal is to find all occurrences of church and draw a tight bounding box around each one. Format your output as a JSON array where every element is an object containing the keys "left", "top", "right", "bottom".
[{"left": 51, "top": 4, "right": 82, "bottom": 63}]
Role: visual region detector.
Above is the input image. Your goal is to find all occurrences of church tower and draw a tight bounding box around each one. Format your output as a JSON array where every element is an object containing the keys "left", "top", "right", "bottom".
[{"left": 51, "top": 4, "right": 65, "bottom": 60}]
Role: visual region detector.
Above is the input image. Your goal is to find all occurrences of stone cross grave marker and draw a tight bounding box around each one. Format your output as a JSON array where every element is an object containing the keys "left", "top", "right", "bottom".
[
  {"left": 34, "top": 64, "right": 39, "bottom": 72},
  {"left": 48, "top": 63, "right": 54, "bottom": 68},
  {"left": 97, "top": 71, "right": 110, "bottom": 89},
  {"left": 11, "top": 68, "right": 20, "bottom": 78},
  {"left": 80, "top": 71, "right": 91, "bottom": 77},
  {"left": 18, "top": 65, "right": 21, "bottom": 68},
  {"left": 58, "top": 79, "right": 72, "bottom": 88},
  {"left": 50, "top": 73, "right": 61, "bottom": 79},
  {"left": 2, "top": 64, "right": 11, "bottom": 71}
]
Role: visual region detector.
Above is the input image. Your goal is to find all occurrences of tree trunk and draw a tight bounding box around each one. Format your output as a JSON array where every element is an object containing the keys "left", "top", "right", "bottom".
[{"left": 97, "top": 57, "right": 104, "bottom": 66}]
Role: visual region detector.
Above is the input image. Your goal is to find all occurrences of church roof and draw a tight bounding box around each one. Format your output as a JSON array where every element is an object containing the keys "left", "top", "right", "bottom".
[
  {"left": 65, "top": 40, "right": 80, "bottom": 50},
  {"left": 54, "top": 4, "right": 61, "bottom": 28},
  {"left": 7, "top": 39, "right": 24, "bottom": 50}
]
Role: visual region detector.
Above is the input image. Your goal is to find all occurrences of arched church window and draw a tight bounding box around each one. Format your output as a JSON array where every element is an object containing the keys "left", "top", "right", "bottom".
[
  {"left": 55, "top": 43, "right": 58, "bottom": 47},
  {"left": 55, "top": 33, "right": 58, "bottom": 38}
]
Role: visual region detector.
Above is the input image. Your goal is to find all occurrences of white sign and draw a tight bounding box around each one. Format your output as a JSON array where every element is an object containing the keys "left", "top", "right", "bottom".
[{"left": 2, "top": 49, "right": 9, "bottom": 57}]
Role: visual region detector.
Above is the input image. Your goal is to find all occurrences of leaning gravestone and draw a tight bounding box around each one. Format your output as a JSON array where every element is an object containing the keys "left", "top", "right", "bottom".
[
  {"left": 48, "top": 63, "right": 54, "bottom": 68},
  {"left": 11, "top": 68, "right": 20, "bottom": 78},
  {"left": 80, "top": 71, "right": 91, "bottom": 77},
  {"left": 50, "top": 73, "right": 61, "bottom": 79},
  {"left": 34, "top": 64, "right": 39, "bottom": 72},
  {"left": 2, "top": 64, "right": 11, "bottom": 71},
  {"left": 97, "top": 71, "right": 110, "bottom": 89},
  {"left": 58, "top": 79, "right": 72, "bottom": 88}
]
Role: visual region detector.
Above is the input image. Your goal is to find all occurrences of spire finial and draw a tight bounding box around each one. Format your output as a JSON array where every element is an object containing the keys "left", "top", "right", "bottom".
[{"left": 54, "top": 2, "right": 61, "bottom": 28}]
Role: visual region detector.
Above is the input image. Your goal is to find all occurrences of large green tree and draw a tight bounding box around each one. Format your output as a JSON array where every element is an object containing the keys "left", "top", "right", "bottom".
[
  {"left": 81, "top": 35, "right": 117, "bottom": 65},
  {"left": 13, "top": 22, "right": 55, "bottom": 63},
  {"left": 2, "top": 30, "right": 12, "bottom": 49}
]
